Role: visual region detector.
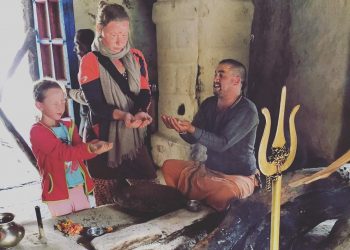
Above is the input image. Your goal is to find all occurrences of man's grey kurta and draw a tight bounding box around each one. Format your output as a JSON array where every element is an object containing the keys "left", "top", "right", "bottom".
[{"left": 181, "top": 96, "right": 259, "bottom": 176}]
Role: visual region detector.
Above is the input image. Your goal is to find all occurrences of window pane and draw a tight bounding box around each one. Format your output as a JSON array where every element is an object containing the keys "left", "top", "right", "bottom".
[
  {"left": 35, "top": 2, "right": 49, "bottom": 39},
  {"left": 52, "top": 44, "right": 66, "bottom": 80},
  {"left": 40, "top": 44, "right": 53, "bottom": 77},
  {"left": 48, "top": 0, "right": 62, "bottom": 39}
]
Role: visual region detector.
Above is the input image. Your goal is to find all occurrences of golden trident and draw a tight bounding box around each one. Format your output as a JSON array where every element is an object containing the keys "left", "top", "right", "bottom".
[{"left": 258, "top": 86, "right": 300, "bottom": 250}]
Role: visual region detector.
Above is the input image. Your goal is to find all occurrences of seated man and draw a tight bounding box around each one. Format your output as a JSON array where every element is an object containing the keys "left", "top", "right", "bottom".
[{"left": 161, "top": 59, "right": 260, "bottom": 211}]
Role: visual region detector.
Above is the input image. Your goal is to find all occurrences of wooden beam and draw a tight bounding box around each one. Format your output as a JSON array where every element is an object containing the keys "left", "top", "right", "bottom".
[
  {"left": 0, "top": 108, "right": 37, "bottom": 168},
  {"left": 6, "top": 28, "right": 36, "bottom": 80},
  {"left": 289, "top": 150, "right": 350, "bottom": 187},
  {"left": 0, "top": 28, "right": 37, "bottom": 169}
]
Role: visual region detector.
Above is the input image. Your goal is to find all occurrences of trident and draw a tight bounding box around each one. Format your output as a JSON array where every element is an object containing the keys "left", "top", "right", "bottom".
[{"left": 258, "top": 86, "right": 300, "bottom": 250}]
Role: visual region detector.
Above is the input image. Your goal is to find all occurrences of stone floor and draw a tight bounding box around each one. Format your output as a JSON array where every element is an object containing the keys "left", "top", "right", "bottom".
[{"left": 0, "top": 119, "right": 337, "bottom": 249}]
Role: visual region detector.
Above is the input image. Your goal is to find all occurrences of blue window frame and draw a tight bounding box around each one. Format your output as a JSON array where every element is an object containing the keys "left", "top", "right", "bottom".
[{"left": 32, "top": 0, "right": 77, "bottom": 118}]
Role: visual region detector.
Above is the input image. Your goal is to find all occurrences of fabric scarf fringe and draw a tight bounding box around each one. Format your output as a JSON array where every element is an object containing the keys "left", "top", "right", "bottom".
[{"left": 92, "top": 36, "right": 146, "bottom": 168}]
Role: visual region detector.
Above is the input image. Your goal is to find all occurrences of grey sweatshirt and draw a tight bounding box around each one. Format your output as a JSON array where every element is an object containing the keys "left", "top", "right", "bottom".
[{"left": 181, "top": 96, "right": 259, "bottom": 176}]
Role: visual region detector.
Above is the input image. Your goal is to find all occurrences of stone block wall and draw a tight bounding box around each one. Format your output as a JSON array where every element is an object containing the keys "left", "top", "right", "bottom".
[{"left": 248, "top": 0, "right": 350, "bottom": 167}]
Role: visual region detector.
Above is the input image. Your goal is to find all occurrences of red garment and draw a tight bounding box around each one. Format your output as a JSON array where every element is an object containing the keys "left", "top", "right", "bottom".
[
  {"left": 79, "top": 48, "right": 150, "bottom": 90},
  {"left": 30, "top": 118, "right": 96, "bottom": 202}
]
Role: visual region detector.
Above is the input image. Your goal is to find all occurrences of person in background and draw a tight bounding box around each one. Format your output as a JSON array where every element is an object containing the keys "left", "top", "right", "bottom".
[
  {"left": 78, "top": 1, "right": 157, "bottom": 206},
  {"left": 66, "top": 29, "right": 95, "bottom": 139},
  {"left": 30, "top": 78, "right": 113, "bottom": 217},
  {"left": 161, "top": 59, "right": 260, "bottom": 211}
]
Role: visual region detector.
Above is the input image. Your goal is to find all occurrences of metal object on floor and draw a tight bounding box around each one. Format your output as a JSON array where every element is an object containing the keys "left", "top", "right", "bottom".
[
  {"left": 35, "top": 206, "right": 47, "bottom": 243},
  {"left": 186, "top": 200, "right": 202, "bottom": 212},
  {"left": 0, "top": 212, "right": 25, "bottom": 248},
  {"left": 86, "top": 227, "right": 105, "bottom": 237}
]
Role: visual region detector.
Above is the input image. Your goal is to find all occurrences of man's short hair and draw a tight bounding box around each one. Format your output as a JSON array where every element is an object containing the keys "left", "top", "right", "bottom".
[{"left": 219, "top": 59, "right": 246, "bottom": 89}]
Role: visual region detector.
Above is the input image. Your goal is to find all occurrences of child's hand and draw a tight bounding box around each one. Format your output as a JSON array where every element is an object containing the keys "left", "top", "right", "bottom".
[{"left": 89, "top": 141, "right": 113, "bottom": 154}]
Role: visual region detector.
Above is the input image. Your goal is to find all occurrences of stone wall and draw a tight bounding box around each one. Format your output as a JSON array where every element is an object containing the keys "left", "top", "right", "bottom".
[
  {"left": 151, "top": 0, "right": 254, "bottom": 166},
  {"left": 248, "top": 0, "right": 350, "bottom": 168}
]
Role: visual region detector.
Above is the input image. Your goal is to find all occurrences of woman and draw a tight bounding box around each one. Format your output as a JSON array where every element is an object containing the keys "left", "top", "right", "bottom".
[{"left": 78, "top": 1, "right": 157, "bottom": 206}]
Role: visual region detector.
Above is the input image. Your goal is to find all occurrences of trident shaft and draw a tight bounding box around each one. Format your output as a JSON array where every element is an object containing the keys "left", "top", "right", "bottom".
[{"left": 258, "top": 86, "right": 300, "bottom": 250}]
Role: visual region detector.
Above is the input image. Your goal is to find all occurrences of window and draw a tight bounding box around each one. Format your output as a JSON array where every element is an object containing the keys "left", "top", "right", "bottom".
[{"left": 32, "top": 0, "right": 76, "bottom": 118}]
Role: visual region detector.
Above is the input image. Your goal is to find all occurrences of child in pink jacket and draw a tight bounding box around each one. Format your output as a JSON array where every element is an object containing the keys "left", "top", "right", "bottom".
[{"left": 30, "top": 78, "right": 112, "bottom": 216}]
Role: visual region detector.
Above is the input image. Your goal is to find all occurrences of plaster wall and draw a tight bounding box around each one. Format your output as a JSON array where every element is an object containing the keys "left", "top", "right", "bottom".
[
  {"left": 287, "top": 0, "right": 350, "bottom": 163},
  {"left": 248, "top": 0, "right": 350, "bottom": 166},
  {"left": 151, "top": 0, "right": 254, "bottom": 166}
]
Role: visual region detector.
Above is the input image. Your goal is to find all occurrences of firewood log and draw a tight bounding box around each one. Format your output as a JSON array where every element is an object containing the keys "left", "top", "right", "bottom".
[{"left": 195, "top": 168, "right": 350, "bottom": 250}]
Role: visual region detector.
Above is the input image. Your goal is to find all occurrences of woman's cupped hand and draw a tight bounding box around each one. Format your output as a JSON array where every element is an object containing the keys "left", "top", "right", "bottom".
[{"left": 124, "top": 112, "right": 152, "bottom": 128}]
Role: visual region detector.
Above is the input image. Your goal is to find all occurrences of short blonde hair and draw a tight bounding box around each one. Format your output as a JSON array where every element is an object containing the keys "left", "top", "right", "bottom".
[{"left": 33, "top": 78, "right": 62, "bottom": 102}]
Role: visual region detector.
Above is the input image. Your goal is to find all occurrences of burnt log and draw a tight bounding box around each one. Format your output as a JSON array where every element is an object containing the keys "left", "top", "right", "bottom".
[
  {"left": 319, "top": 210, "right": 350, "bottom": 250},
  {"left": 113, "top": 183, "right": 188, "bottom": 218},
  {"left": 242, "top": 187, "right": 350, "bottom": 250},
  {"left": 195, "top": 168, "right": 350, "bottom": 250}
]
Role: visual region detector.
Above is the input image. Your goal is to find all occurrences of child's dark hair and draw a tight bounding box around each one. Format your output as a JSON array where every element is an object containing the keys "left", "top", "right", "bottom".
[{"left": 33, "top": 78, "right": 62, "bottom": 102}]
